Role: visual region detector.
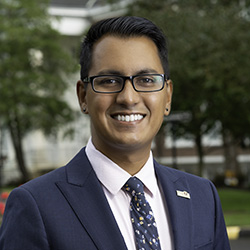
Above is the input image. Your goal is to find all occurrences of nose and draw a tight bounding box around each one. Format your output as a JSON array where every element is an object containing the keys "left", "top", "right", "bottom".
[{"left": 116, "top": 79, "right": 140, "bottom": 107}]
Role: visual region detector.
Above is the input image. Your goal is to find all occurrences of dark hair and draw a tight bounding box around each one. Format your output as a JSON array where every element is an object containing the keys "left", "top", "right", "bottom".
[{"left": 79, "top": 16, "right": 169, "bottom": 80}]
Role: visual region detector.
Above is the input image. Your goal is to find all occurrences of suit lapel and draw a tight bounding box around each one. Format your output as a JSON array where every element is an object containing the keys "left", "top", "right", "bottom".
[
  {"left": 155, "top": 162, "right": 194, "bottom": 250},
  {"left": 56, "top": 148, "right": 127, "bottom": 250}
]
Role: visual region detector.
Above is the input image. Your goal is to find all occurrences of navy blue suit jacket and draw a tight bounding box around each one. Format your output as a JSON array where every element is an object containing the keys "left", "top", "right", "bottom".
[{"left": 0, "top": 148, "right": 230, "bottom": 249}]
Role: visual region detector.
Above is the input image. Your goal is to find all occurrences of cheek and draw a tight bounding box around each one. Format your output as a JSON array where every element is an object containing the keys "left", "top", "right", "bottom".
[
  {"left": 86, "top": 94, "right": 111, "bottom": 116},
  {"left": 146, "top": 94, "right": 167, "bottom": 115}
]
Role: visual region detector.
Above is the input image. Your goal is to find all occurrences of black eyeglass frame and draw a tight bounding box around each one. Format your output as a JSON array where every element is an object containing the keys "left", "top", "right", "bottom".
[{"left": 83, "top": 74, "right": 169, "bottom": 93}]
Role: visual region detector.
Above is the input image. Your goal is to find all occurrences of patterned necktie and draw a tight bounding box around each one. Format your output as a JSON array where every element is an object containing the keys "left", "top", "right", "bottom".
[{"left": 124, "top": 177, "right": 161, "bottom": 250}]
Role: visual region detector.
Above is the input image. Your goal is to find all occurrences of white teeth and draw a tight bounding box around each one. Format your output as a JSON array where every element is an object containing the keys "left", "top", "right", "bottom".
[{"left": 116, "top": 114, "right": 143, "bottom": 122}]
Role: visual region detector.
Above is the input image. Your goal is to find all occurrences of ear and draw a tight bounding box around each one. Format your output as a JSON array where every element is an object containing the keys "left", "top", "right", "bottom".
[
  {"left": 164, "top": 79, "right": 173, "bottom": 116},
  {"left": 76, "top": 80, "right": 88, "bottom": 114}
]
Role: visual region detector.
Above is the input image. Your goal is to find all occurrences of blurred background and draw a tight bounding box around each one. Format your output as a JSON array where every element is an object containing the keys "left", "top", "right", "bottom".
[{"left": 1, "top": 0, "right": 250, "bottom": 247}]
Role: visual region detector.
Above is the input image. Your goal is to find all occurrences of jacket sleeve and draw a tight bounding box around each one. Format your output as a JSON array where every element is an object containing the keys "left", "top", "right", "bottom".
[
  {"left": 0, "top": 187, "right": 50, "bottom": 250},
  {"left": 209, "top": 181, "right": 231, "bottom": 250}
]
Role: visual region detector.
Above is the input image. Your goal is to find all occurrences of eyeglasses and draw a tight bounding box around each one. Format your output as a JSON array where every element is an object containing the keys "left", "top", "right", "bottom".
[{"left": 83, "top": 74, "right": 168, "bottom": 93}]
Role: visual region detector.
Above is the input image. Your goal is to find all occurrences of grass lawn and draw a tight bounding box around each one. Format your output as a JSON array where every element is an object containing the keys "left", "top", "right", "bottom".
[{"left": 218, "top": 188, "right": 250, "bottom": 227}]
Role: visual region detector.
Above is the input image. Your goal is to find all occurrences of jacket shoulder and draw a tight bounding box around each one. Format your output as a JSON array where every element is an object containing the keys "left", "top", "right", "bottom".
[{"left": 18, "top": 147, "right": 89, "bottom": 194}]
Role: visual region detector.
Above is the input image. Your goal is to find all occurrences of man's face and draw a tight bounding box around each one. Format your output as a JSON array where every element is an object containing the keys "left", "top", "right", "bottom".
[{"left": 77, "top": 35, "right": 172, "bottom": 155}]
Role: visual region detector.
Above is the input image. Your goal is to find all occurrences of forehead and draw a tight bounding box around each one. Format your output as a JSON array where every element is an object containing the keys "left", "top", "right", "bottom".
[{"left": 89, "top": 35, "right": 164, "bottom": 75}]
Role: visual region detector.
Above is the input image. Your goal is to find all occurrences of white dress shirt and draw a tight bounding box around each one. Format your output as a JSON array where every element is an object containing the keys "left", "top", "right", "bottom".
[{"left": 86, "top": 138, "right": 174, "bottom": 250}]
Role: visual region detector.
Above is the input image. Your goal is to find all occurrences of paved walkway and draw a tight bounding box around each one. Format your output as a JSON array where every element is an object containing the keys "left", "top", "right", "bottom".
[{"left": 230, "top": 238, "right": 250, "bottom": 250}]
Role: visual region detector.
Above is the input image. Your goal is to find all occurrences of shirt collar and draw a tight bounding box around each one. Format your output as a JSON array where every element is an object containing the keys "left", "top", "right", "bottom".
[{"left": 85, "top": 138, "right": 158, "bottom": 197}]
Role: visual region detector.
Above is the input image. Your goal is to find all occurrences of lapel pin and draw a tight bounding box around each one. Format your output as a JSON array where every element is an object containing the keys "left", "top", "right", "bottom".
[{"left": 176, "top": 190, "right": 191, "bottom": 199}]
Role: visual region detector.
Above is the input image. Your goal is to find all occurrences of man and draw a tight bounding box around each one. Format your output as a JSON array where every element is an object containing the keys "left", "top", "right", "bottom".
[{"left": 0, "top": 16, "right": 230, "bottom": 249}]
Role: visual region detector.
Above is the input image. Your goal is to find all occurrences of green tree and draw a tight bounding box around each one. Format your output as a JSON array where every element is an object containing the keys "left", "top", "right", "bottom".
[
  {"left": 204, "top": 3, "right": 250, "bottom": 176},
  {"left": 0, "top": 0, "right": 76, "bottom": 182},
  {"left": 127, "top": 0, "right": 250, "bottom": 176}
]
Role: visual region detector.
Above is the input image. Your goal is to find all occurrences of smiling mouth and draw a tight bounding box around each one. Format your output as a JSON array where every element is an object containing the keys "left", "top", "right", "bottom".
[{"left": 112, "top": 114, "right": 144, "bottom": 122}]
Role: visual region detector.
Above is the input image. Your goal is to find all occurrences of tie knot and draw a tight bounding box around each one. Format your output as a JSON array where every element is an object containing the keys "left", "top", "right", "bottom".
[{"left": 124, "top": 177, "right": 144, "bottom": 196}]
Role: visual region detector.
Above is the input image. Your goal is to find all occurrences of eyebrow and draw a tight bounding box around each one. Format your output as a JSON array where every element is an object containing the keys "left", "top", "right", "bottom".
[
  {"left": 135, "top": 69, "right": 159, "bottom": 75},
  {"left": 95, "top": 68, "right": 160, "bottom": 76}
]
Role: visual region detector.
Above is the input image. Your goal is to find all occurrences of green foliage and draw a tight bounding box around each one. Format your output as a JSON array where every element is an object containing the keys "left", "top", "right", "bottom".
[
  {"left": 0, "top": 0, "right": 76, "bottom": 136},
  {"left": 0, "top": 0, "right": 77, "bottom": 181},
  {"left": 170, "top": 1, "right": 250, "bottom": 138},
  {"left": 127, "top": 0, "right": 250, "bottom": 142}
]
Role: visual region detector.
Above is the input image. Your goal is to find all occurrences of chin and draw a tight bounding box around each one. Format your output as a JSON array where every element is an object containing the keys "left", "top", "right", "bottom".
[{"left": 111, "top": 136, "right": 151, "bottom": 150}]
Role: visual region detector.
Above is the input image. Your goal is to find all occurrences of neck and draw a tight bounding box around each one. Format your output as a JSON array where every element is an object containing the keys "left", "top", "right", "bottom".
[{"left": 93, "top": 142, "right": 151, "bottom": 176}]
